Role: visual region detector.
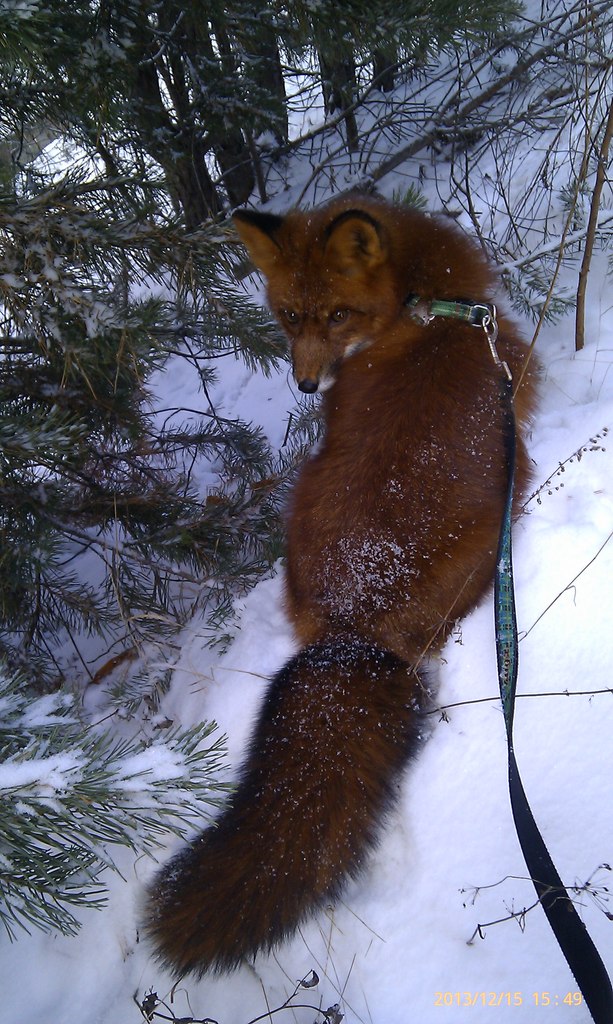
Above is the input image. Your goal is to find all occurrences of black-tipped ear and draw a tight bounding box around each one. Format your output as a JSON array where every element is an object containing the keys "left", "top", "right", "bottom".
[
  {"left": 323, "top": 209, "right": 386, "bottom": 275},
  {"left": 233, "top": 210, "right": 285, "bottom": 277}
]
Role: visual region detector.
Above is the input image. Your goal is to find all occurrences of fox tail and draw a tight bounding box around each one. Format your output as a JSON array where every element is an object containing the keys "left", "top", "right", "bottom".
[{"left": 143, "top": 635, "right": 426, "bottom": 976}]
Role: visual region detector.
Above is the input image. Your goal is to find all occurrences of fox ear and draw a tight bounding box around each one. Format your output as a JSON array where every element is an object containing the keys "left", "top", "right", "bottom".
[
  {"left": 324, "top": 210, "right": 386, "bottom": 275},
  {"left": 233, "top": 210, "right": 284, "bottom": 277}
]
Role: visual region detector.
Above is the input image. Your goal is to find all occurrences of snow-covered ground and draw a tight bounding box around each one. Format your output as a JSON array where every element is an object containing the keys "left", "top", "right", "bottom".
[{"left": 1, "top": 238, "right": 612, "bottom": 1023}]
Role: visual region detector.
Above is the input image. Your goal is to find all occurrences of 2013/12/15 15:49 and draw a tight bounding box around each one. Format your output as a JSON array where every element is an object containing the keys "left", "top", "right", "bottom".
[{"left": 433, "top": 991, "right": 583, "bottom": 1007}]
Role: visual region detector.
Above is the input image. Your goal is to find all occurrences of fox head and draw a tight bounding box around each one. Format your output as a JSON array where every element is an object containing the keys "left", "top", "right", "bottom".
[{"left": 233, "top": 204, "right": 403, "bottom": 392}]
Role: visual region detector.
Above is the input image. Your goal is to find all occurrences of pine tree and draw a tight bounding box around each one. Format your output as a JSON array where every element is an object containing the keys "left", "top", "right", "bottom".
[
  {"left": 277, "top": 0, "right": 522, "bottom": 152},
  {"left": 0, "top": 0, "right": 305, "bottom": 680},
  {"left": 0, "top": 172, "right": 292, "bottom": 679},
  {"left": 0, "top": 0, "right": 304, "bottom": 932}
]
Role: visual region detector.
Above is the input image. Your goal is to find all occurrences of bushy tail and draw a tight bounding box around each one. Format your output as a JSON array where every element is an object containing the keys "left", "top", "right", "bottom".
[{"left": 143, "top": 636, "right": 426, "bottom": 976}]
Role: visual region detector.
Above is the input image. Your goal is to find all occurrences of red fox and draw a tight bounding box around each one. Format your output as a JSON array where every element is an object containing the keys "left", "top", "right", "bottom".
[{"left": 143, "top": 193, "right": 538, "bottom": 976}]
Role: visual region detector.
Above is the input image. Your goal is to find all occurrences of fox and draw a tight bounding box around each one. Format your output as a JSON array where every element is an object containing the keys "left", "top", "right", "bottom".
[{"left": 143, "top": 193, "right": 538, "bottom": 977}]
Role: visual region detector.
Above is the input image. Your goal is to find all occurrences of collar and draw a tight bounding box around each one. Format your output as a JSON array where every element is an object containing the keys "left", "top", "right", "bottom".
[
  {"left": 404, "top": 293, "right": 510, "bottom": 379},
  {"left": 405, "top": 293, "right": 495, "bottom": 328}
]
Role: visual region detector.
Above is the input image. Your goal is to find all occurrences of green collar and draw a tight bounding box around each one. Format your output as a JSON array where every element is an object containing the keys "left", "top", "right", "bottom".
[
  {"left": 405, "top": 293, "right": 495, "bottom": 327},
  {"left": 405, "top": 293, "right": 510, "bottom": 378}
]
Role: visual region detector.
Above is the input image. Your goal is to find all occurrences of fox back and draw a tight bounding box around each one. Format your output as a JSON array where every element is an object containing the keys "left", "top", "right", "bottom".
[{"left": 143, "top": 194, "right": 538, "bottom": 977}]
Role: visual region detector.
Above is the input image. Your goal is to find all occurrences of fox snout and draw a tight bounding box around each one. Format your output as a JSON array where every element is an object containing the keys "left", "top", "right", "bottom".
[{"left": 291, "top": 335, "right": 339, "bottom": 393}]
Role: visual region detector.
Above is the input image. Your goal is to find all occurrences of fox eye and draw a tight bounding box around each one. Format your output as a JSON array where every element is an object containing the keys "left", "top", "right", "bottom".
[
  {"left": 281, "top": 309, "right": 299, "bottom": 324},
  {"left": 330, "top": 309, "right": 349, "bottom": 323}
]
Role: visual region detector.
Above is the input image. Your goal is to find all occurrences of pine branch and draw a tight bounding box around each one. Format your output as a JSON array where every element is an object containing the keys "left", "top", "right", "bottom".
[{"left": 0, "top": 662, "right": 228, "bottom": 939}]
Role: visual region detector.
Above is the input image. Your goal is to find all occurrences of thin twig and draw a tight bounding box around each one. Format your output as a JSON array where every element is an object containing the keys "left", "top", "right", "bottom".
[
  {"left": 427, "top": 686, "right": 613, "bottom": 719},
  {"left": 575, "top": 91, "right": 613, "bottom": 350}
]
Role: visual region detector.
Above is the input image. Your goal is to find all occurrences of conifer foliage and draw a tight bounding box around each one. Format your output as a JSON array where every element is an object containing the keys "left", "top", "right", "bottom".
[
  {"left": 0, "top": 176, "right": 285, "bottom": 678},
  {"left": 0, "top": 660, "right": 228, "bottom": 938},
  {"left": 0, "top": 0, "right": 292, "bottom": 935}
]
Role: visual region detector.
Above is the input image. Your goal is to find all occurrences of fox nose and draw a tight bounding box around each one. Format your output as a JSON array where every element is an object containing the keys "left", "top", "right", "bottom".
[{"left": 297, "top": 378, "right": 319, "bottom": 394}]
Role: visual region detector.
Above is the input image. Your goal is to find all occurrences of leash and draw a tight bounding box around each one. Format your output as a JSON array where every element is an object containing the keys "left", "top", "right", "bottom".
[{"left": 409, "top": 295, "right": 613, "bottom": 1023}]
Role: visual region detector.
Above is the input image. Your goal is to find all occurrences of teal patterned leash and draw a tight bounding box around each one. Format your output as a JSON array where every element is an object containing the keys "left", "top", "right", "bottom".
[{"left": 409, "top": 296, "right": 613, "bottom": 1022}]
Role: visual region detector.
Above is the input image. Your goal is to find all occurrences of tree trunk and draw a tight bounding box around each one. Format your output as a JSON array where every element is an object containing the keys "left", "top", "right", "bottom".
[
  {"left": 318, "top": 49, "right": 359, "bottom": 152},
  {"left": 372, "top": 49, "right": 397, "bottom": 93},
  {"left": 209, "top": 18, "right": 256, "bottom": 208},
  {"left": 243, "top": 27, "right": 288, "bottom": 144}
]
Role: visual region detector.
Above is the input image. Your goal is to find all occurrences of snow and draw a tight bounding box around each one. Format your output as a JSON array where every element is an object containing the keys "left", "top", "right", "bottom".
[
  {"left": 3, "top": 25, "right": 613, "bottom": 1024},
  {"left": 1, "top": 290, "right": 611, "bottom": 1024},
  {"left": 0, "top": 752, "right": 83, "bottom": 793}
]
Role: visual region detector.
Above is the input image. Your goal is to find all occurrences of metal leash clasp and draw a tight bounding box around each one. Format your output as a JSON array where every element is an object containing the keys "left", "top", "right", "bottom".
[{"left": 482, "top": 305, "right": 512, "bottom": 381}]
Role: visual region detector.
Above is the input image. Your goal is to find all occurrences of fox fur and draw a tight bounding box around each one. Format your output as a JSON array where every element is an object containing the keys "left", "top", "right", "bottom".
[{"left": 143, "top": 193, "right": 538, "bottom": 977}]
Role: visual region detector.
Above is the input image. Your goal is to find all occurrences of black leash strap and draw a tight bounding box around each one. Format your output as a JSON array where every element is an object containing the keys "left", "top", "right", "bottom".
[
  {"left": 496, "top": 372, "right": 613, "bottom": 1023},
  {"left": 408, "top": 295, "right": 612, "bottom": 1017}
]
